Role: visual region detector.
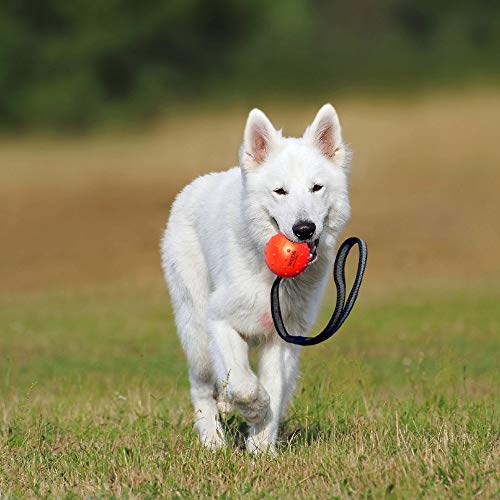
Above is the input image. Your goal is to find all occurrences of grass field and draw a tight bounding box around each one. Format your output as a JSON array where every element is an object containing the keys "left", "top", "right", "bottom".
[{"left": 1, "top": 89, "right": 499, "bottom": 497}]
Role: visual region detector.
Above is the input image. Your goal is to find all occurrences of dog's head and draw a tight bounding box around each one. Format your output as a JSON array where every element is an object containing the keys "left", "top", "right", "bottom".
[{"left": 240, "top": 104, "right": 351, "bottom": 257}]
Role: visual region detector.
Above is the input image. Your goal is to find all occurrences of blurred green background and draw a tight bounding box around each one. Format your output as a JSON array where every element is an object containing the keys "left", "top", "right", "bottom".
[{"left": 1, "top": 0, "right": 500, "bottom": 130}]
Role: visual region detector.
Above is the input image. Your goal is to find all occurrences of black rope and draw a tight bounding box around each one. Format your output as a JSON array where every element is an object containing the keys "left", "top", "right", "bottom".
[{"left": 270, "top": 237, "right": 368, "bottom": 346}]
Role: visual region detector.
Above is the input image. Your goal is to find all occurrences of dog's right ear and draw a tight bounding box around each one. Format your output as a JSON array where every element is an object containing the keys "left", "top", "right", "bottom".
[{"left": 241, "top": 109, "right": 277, "bottom": 169}]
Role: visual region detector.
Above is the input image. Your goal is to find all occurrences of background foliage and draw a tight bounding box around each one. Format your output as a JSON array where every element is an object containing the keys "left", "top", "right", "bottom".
[{"left": 1, "top": 0, "right": 500, "bottom": 130}]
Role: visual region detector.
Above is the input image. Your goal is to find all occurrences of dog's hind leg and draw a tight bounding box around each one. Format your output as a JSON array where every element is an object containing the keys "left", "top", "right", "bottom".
[
  {"left": 163, "top": 232, "right": 225, "bottom": 449},
  {"left": 189, "top": 370, "right": 226, "bottom": 450},
  {"left": 168, "top": 278, "right": 225, "bottom": 448}
]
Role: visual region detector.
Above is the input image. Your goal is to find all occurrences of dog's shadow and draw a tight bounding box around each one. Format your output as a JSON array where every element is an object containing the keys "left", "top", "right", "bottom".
[
  {"left": 221, "top": 413, "right": 330, "bottom": 451},
  {"left": 280, "top": 417, "right": 331, "bottom": 450},
  {"left": 221, "top": 414, "right": 248, "bottom": 450}
]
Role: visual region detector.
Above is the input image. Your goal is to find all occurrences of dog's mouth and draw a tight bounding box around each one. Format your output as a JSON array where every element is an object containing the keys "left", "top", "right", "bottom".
[
  {"left": 269, "top": 215, "right": 319, "bottom": 264},
  {"left": 308, "top": 239, "right": 320, "bottom": 264}
]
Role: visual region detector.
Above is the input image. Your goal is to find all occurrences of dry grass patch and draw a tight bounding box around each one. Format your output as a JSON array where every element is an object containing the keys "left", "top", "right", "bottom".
[{"left": 1, "top": 89, "right": 500, "bottom": 294}]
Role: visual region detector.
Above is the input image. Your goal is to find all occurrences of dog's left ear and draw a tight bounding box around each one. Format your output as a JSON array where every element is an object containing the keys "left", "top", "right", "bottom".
[{"left": 304, "top": 104, "right": 343, "bottom": 162}]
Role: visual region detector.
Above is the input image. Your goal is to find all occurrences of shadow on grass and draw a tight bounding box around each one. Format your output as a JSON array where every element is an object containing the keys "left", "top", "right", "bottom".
[
  {"left": 280, "top": 419, "right": 332, "bottom": 450},
  {"left": 220, "top": 412, "right": 332, "bottom": 451},
  {"left": 221, "top": 414, "right": 249, "bottom": 451}
]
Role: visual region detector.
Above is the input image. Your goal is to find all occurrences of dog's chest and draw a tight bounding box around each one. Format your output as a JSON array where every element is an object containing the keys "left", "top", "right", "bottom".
[
  {"left": 227, "top": 277, "right": 276, "bottom": 338},
  {"left": 228, "top": 272, "right": 315, "bottom": 339}
]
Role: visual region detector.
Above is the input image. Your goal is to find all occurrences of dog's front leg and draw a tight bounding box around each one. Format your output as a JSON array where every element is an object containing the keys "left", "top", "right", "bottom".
[
  {"left": 208, "top": 319, "right": 270, "bottom": 424},
  {"left": 247, "top": 339, "right": 300, "bottom": 455}
]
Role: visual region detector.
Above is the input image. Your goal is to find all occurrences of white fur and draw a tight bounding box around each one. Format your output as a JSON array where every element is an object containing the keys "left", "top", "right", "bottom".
[{"left": 161, "top": 104, "right": 351, "bottom": 454}]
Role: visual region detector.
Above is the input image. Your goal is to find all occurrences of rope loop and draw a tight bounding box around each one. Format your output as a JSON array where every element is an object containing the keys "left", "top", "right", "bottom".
[{"left": 270, "top": 237, "right": 368, "bottom": 346}]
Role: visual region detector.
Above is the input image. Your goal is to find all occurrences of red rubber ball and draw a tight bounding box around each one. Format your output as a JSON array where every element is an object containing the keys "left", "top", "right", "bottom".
[{"left": 264, "top": 233, "right": 310, "bottom": 278}]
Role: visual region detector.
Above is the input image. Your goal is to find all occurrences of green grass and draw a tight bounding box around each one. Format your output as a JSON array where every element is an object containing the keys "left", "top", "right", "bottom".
[{"left": 0, "top": 287, "right": 498, "bottom": 497}]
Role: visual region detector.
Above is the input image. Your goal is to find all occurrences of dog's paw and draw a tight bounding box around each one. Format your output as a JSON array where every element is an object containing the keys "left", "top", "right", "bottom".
[
  {"left": 231, "top": 381, "right": 270, "bottom": 424},
  {"left": 246, "top": 421, "right": 278, "bottom": 455},
  {"left": 194, "top": 419, "right": 226, "bottom": 450},
  {"left": 246, "top": 435, "right": 277, "bottom": 456}
]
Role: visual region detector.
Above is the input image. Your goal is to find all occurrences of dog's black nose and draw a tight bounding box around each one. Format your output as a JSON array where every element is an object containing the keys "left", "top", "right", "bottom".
[{"left": 292, "top": 220, "right": 316, "bottom": 241}]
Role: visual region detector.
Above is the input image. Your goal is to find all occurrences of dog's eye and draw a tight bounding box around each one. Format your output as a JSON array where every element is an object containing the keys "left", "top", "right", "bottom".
[
  {"left": 273, "top": 188, "right": 288, "bottom": 196},
  {"left": 311, "top": 184, "right": 323, "bottom": 193}
]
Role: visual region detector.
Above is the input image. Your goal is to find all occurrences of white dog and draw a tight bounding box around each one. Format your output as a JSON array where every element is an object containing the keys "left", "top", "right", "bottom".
[{"left": 161, "top": 104, "right": 351, "bottom": 454}]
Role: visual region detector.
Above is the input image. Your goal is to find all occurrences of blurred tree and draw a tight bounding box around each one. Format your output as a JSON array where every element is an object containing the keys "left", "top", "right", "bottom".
[{"left": 0, "top": 0, "right": 498, "bottom": 130}]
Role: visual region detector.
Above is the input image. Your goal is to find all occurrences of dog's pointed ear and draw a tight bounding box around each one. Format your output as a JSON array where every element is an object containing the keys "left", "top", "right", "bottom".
[
  {"left": 241, "top": 109, "right": 277, "bottom": 169},
  {"left": 305, "top": 104, "right": 343, "bottom": 161}
]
